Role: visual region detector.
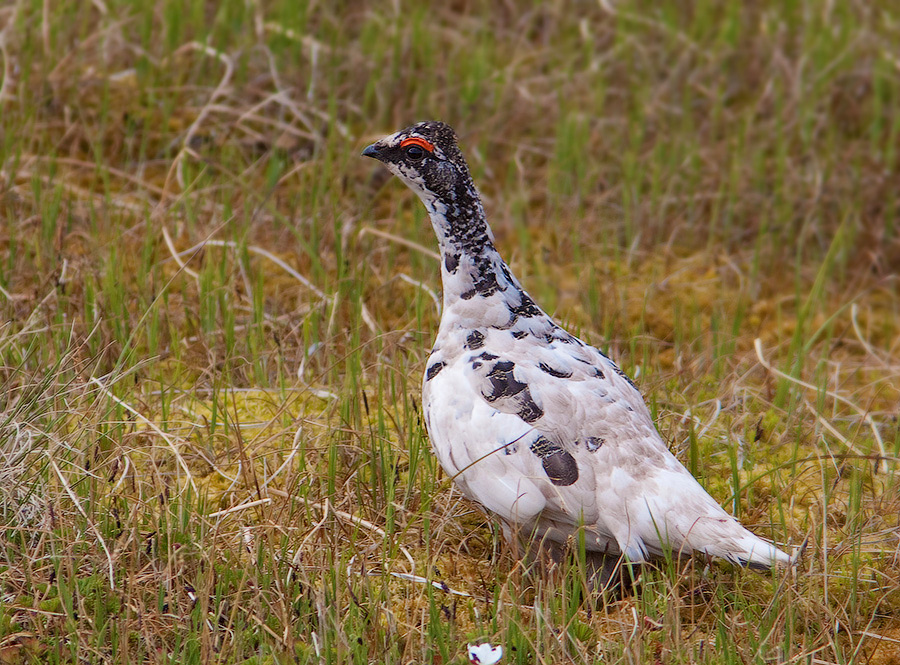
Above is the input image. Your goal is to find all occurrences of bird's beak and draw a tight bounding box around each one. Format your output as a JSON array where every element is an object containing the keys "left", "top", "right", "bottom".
[{"left": 361, "top": 143, "right": 381, "bottom": 159}]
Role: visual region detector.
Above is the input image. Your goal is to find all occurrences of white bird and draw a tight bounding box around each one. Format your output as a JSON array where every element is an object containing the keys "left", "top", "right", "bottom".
[{"left": 362, "top": 121, "right": 790, "bottom": 580}]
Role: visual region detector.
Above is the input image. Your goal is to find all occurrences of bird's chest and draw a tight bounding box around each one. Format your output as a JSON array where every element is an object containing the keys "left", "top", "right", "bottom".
[
  {"left": 422, "top": 350, "right": 477, "bottom": 429},
  {"left": 420, "top": 328, "right": 523, "bottom": 461},
  {"left": 421, "top": 325, "right": 545, "bottom": 431}
]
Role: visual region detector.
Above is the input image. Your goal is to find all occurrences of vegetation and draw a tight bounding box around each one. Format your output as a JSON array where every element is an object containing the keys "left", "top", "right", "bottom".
[{"left": 1, "top": 1, "right": 898, "bottom": 662}]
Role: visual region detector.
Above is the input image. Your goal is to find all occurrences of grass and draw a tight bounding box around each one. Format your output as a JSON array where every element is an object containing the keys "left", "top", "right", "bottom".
[{"left": 1, "top": 0, "right": 899, "bottom": 662}]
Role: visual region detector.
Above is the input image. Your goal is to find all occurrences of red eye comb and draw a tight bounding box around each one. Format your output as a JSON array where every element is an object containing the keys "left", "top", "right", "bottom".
[{"left": 400, "top": 137, "right": 435, "bottom": 152}]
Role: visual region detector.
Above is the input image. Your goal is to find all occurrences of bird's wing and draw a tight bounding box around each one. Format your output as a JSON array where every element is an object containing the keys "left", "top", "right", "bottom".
[{"left": 423, "top": 335, "right": 789, "bottom": 567}]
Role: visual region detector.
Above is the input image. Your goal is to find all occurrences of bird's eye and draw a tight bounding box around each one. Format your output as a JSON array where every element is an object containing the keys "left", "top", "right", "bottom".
[{"left": 405, "top": 144, "right": 426, "bottom": 161}]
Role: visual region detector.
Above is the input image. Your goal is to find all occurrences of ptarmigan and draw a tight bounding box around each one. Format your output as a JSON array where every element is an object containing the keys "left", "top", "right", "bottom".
[{"left": 363, "top": 121, "right": 790, "bottom": 579}]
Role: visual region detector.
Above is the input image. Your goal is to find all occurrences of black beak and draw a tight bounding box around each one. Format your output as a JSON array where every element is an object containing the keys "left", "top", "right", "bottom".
[{"left": 361, "top": 143, "right": 381, "bottom": 159}]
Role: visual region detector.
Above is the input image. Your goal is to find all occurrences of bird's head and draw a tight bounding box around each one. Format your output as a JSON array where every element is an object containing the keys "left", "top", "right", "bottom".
[{"left": 362, "top": 121, "right": 472, "bottom": 205}]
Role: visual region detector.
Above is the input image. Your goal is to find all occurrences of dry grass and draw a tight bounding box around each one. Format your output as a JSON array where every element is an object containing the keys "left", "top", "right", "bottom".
[{"left": 1, "top": 1, "right": 899, "bottom": 663}]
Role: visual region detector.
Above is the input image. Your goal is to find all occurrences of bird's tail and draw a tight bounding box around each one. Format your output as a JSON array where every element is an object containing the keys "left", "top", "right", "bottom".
[{"left": 699, "top": 525, "right": 792, "bottom": 570}]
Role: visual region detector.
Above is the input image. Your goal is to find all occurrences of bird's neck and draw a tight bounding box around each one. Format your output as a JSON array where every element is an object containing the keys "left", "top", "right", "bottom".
[{"left": 418, "top": 186, "right": 545, "bottom": 331}]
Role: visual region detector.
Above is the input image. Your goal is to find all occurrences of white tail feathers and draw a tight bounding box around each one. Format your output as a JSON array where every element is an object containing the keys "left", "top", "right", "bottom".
[
  {"left": 621, "top": 498, "right": 793, "bottom": 571},
  {"left": 732, "top": 534, "right": 792, "bottom": 570},
  {"left": 701, "top": 528, "right": 792, "bottom": 570}
]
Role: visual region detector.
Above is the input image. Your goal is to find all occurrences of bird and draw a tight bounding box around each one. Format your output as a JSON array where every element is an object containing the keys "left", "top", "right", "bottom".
[{"left": 362, "top": 121, "right": 791, "bottom": 582}]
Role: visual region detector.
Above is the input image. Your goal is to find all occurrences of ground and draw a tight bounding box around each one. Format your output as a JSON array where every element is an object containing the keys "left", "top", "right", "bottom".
[{"left": 1, "top": 1, "right": 899, "bottom": 663}]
